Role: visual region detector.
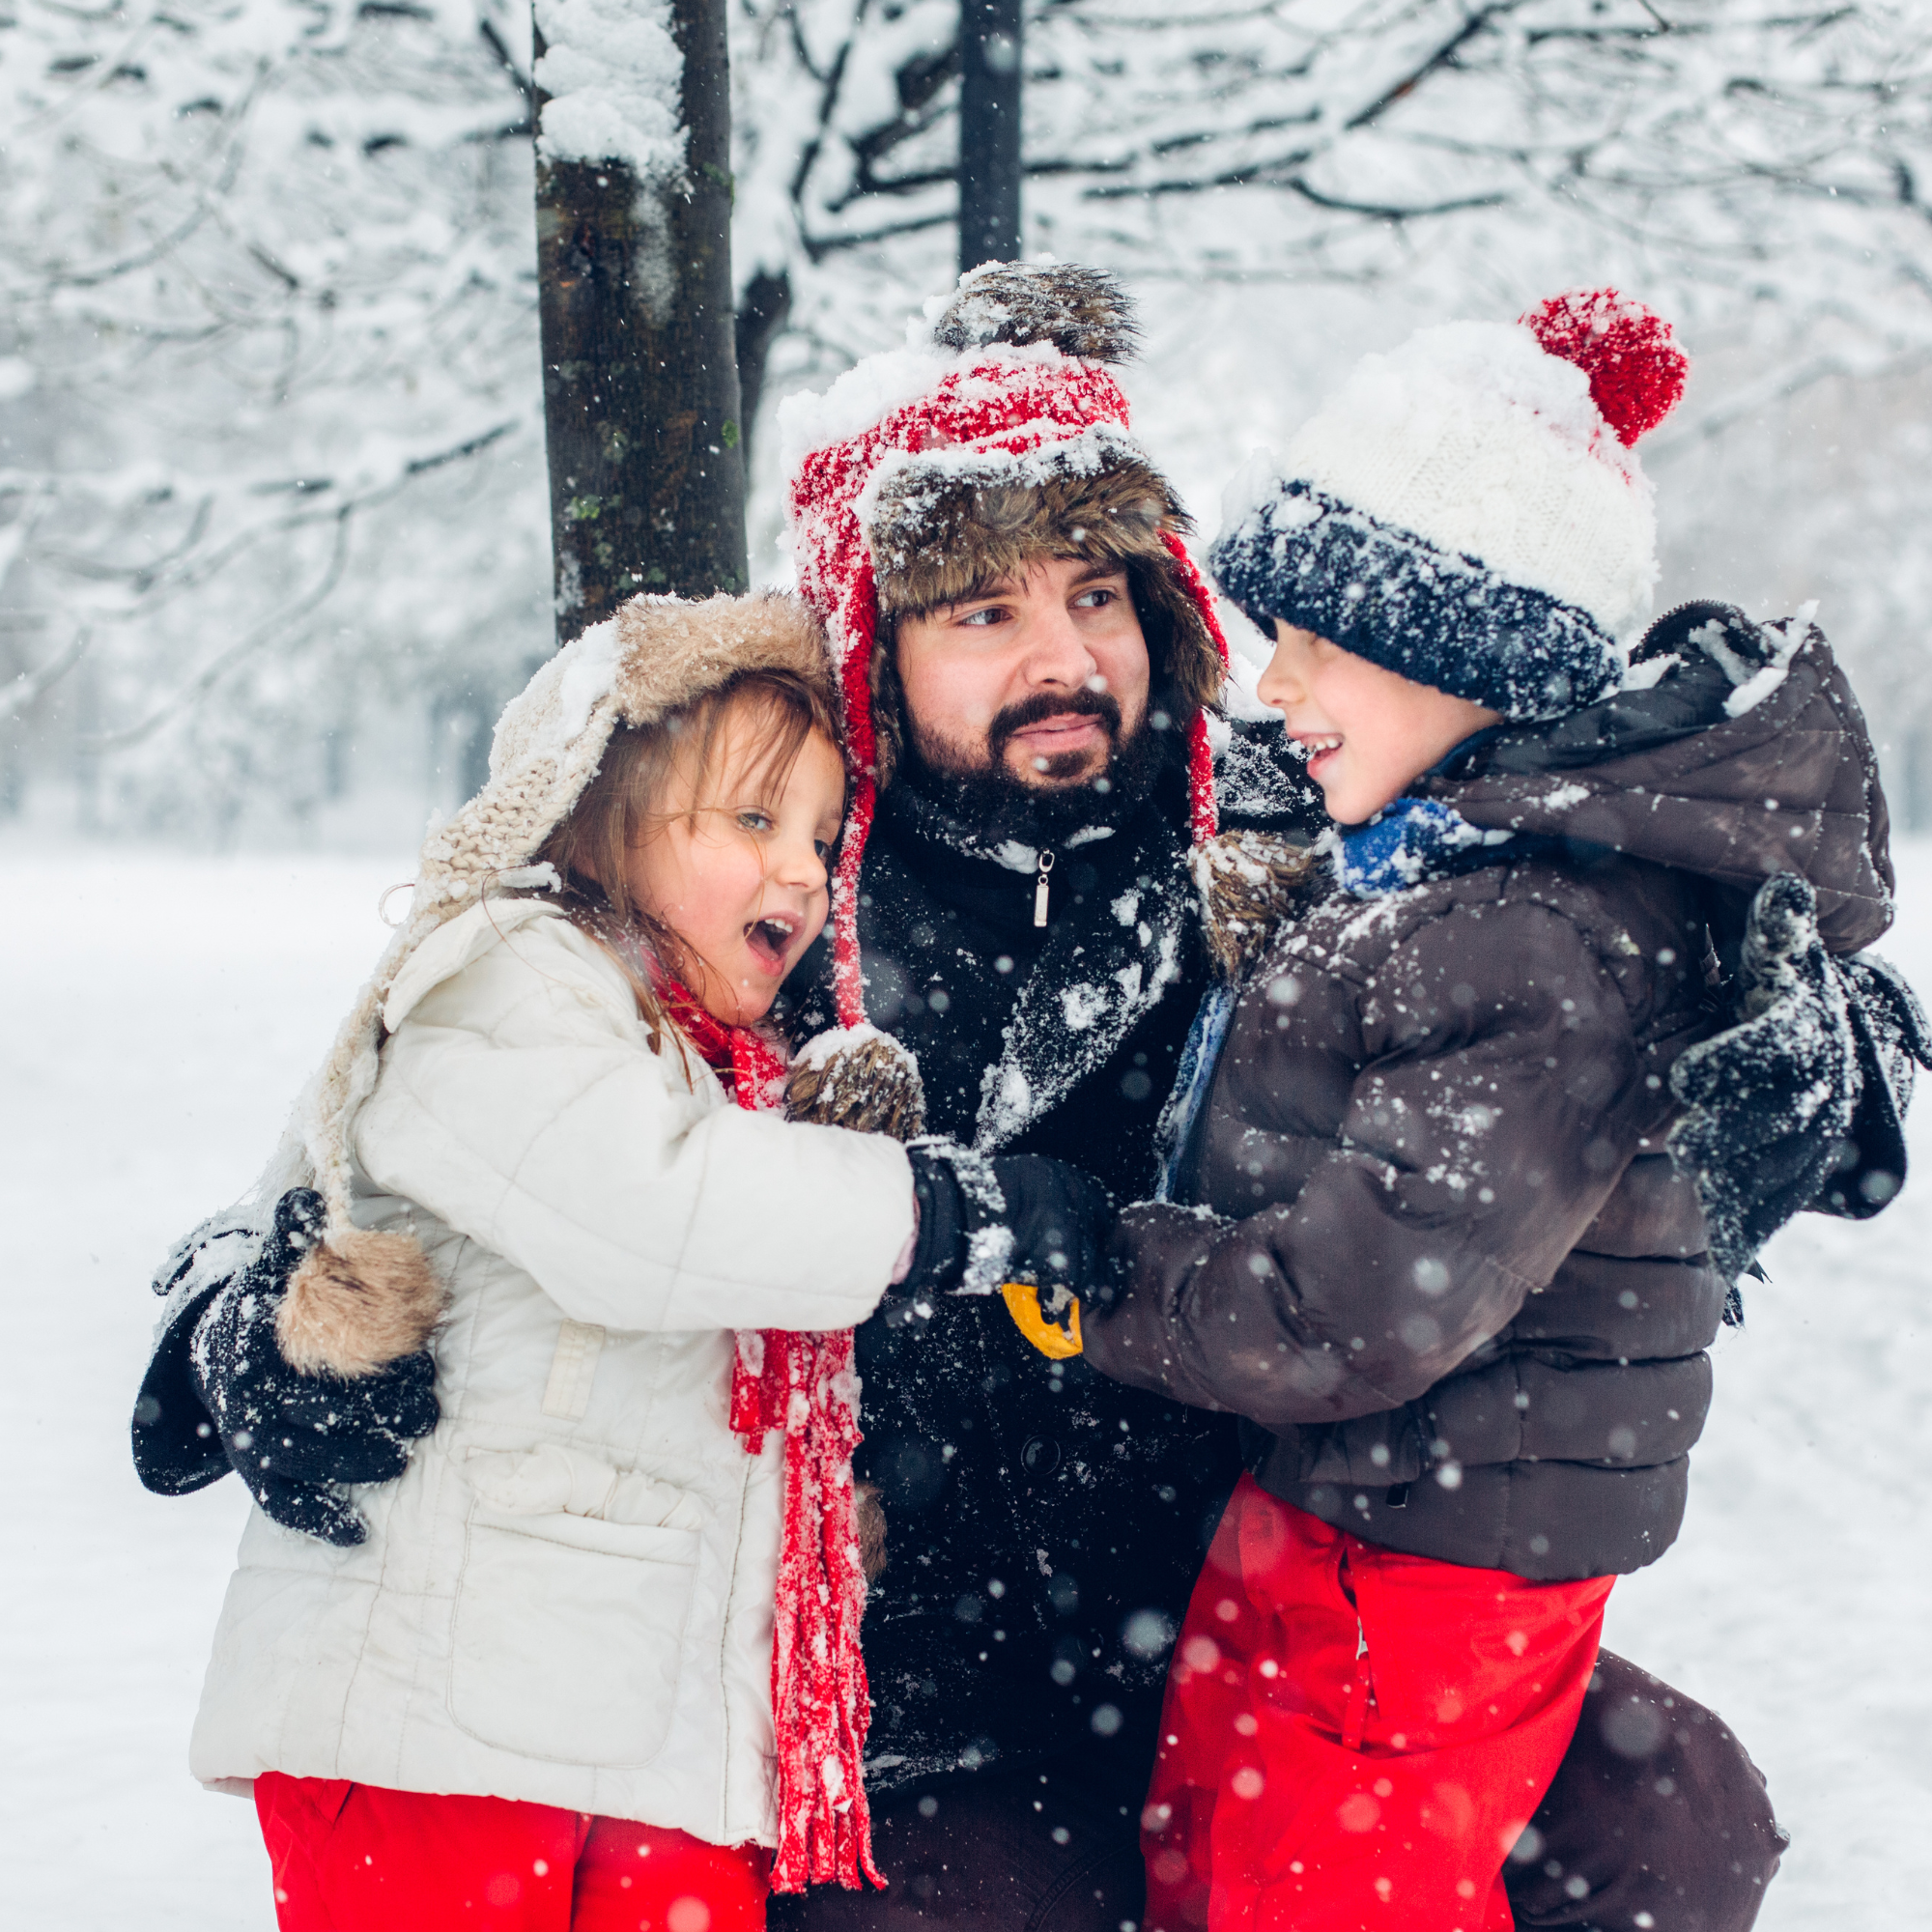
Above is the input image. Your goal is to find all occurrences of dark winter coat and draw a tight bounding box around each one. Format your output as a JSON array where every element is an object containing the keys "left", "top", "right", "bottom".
[
  {"left": 1084, "top": 619, "right": 1891, "bottom": 1582},
  {"left": 789, "top": 721, "right": 1320, "bottom": 1789}
]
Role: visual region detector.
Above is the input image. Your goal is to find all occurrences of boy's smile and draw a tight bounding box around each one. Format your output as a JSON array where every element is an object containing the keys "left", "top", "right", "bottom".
[{"left": 1257, "top": 622, "right": 1501, "bottom": 826}]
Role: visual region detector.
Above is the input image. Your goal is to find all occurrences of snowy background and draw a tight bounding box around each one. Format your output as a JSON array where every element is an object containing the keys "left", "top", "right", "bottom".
[
  {"left": 2, "top": 832, "right": 1928, "bottom": 1926},
  {"left": 6, "top": 0, "right": 1932, "bottom": 1923}
]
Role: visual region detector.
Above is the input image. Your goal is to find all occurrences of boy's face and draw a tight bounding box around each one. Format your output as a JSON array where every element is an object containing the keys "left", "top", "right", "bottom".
[{"left": 1257, "top": 623, "right": 1501, "bottom": 827}]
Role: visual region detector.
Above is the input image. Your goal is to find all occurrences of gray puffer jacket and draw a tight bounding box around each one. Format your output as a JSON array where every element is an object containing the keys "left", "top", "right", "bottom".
[{"left": 1084, "top": 611, "right": 1892, "bottom": 1580}]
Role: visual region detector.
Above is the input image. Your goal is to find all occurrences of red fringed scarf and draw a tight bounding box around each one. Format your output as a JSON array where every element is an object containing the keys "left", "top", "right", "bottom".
[{"left": 657, "top": 980, "right": 884, "bottom": 1894}]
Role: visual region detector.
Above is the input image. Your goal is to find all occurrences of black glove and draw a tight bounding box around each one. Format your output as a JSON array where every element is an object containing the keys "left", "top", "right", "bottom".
[
  {"left": 901, "top": 1142, "right": 1117, "bottom": 1302},
  {"left": 184, "top": 1188, "right": 439, "bottom": 1547},
  {"left": 1669, "top": 874, "right": 1861, "bottom": 1309}
]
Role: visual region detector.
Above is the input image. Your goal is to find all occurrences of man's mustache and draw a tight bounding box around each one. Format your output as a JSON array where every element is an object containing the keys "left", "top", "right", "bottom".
[{"left": 987, "top": 688, "right": 1122, "bottom": 760}]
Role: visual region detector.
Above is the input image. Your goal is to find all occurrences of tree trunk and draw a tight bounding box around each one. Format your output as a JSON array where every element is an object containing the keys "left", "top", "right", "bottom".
[
  {"left": 958, "top": 0, "right": 1022, "bottom": 272},
  {"left": 733, "top": 266, "right": 793, "bottom": 480},
  {"left": 534, "top": 0, "right": 747, "bottom": 646}
]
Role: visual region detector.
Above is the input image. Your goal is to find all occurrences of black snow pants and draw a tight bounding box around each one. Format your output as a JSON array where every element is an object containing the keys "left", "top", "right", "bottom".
[{"left": 768, "top": 1652, "right": 1784, "bottom": 1932}]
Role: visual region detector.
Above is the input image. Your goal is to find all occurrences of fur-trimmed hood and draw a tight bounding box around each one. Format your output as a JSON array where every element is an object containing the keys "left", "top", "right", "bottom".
[{"left": 266, "top": 592, "right": 837, "bottom": 1378}]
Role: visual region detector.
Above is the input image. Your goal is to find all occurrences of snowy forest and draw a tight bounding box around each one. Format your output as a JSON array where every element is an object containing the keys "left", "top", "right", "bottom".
[
  {"left": 7, "top": 4, "right": 1932, "bottom": 1929},
  {"left": 7, "top": 0, "right": 1932, "bottom": 833}
]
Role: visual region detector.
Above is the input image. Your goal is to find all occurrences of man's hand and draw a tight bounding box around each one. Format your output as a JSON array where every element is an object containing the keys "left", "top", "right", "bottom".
[
  {"left": 187, "top": 1189, "right": 439, "bottom": 1546},
  {"left": 900, "top": 1143, "right": 1117, "bottom": 1303}
]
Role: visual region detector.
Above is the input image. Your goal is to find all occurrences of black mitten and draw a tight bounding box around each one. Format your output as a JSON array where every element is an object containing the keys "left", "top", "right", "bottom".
[
  {"left": 901, "top": 1142, "right": 1116, "bottom": 1302},
  {"left": 1817, "top": 952, "right": 1932, "bottom": 1218},
  {"left": 1668, "top": 874, "right": 1859, "bottom": 1305},
  {"left": 185, "top": 1189, "right": 439, "bottom": 1547}
]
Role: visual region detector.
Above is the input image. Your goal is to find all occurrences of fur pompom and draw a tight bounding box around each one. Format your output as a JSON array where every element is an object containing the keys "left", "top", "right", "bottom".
[
  {"left": 1191, "top": 828, "right": 1321, "bottom": 980},
  {"left": 276, "top": 1229, "right": 447, "bottom": 1379},
  {"left": 786, "top": 1026, "right": 926, "bottom": 1141},
  {"left": 930, "top": 262, "right": 1138, "bottom": 363},
  {"left": 854, "top": 1479, "right": 889, "bottom": 1582}
]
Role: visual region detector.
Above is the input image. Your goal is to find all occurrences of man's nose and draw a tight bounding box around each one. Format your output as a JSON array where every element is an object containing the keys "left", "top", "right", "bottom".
[{"left": 1020, "top": 602, "right": 1101, "bottom": 689}]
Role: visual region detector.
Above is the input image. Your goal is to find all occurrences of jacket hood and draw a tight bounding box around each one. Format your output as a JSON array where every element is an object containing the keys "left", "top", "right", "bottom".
[{"left": 1419, "top": 602, "right": 1893, "bottom": 953}]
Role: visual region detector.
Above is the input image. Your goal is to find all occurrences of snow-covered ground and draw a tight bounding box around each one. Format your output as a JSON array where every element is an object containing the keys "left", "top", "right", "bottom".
[{"left": 2, "top": 838, "right": 1927, "bottom": 1929}]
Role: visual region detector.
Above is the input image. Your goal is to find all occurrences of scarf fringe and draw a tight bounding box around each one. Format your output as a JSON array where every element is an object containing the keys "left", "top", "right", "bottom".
[{"left": 661, "top": 980, "right": 882, "bottom": 1892}]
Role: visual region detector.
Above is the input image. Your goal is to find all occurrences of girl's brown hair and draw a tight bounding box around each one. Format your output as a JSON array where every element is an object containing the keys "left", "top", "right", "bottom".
[{"left": 534, "top": 667, "right": 844, "bottom": 1049}]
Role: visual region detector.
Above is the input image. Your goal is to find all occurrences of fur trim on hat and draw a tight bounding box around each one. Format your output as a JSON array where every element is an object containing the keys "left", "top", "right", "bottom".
[
  {"left": 275, "top": 1229, "right": 447, "bottom": 1378},
  {"left": 930, "top": 262, "right": 1139, "bottom": 362}
]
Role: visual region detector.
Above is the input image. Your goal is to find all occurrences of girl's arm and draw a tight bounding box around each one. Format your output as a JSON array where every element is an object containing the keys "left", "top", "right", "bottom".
[{"left": 355, "top": 922, "right": 914, "bottom": 1334}]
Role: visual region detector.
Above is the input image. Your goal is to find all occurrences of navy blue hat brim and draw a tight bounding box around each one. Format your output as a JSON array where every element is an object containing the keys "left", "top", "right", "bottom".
[{"left": 1209, "top": 479, "right": 1624, "bottom": 722}]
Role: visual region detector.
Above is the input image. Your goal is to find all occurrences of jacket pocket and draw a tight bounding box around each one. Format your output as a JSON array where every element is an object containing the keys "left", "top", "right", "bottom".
[{"left": 448, "top": 1487, "right": 701, "bottom": 1767}]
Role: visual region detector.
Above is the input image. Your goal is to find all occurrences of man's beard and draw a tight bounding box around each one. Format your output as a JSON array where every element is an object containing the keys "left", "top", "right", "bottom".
[{"left": 903, "top": 688, "right": 1170, "bottom": 845}]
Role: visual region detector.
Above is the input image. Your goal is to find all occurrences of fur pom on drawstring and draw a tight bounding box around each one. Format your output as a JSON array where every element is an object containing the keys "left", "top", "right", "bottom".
[
  {"left": 786, "top": 1027, "right": 926, "bottom": 1140},
  {"left": 276, "top": 1229, "right": 447, "bottom": 1379},
  {"left": 1190, "top": 828, "right": 1321, "bottom": 981}
]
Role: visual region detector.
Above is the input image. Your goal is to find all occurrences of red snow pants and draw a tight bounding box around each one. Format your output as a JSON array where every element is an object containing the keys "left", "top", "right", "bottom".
[
  {"left": 1141, "top": 1478, "right": 1612, "bottom": 1932},
  {"left": 254, "top": 1772, "right": 772, "bottom": 1932}
]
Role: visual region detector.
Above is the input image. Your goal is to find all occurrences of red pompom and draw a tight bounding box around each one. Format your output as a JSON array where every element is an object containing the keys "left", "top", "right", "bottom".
[{"left": 1520, "top": 289, "right": 1688, "bottom": 446}]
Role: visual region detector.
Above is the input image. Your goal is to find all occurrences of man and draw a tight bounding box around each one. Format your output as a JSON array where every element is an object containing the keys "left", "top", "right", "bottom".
[{"left": 137, "top": 264, "right": 1786, "bottom": 1931}]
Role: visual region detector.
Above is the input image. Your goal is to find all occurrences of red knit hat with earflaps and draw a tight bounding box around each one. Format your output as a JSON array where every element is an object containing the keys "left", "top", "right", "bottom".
[{"left": 780, "top": 263, "right": 1231, "bottom": 1028}]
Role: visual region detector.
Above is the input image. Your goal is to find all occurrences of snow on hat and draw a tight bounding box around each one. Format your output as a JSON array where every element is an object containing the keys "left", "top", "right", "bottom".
[
  {"left": 270, "top": 592, "right": 834, "bottom": 1376},
  {"left": 1211, "top": 290, "right": 1689, "bottom": 721},
  {"left": 779, "top": 261, "right": 1231, "bottom": 1030}
]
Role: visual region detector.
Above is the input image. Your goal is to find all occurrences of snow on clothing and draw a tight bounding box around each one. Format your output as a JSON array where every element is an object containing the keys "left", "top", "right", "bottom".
[
  {"left": 189, "top": 896, "right": 914, "bottom": 1844},
  {"left": 1142, "top": 1477, "right": 1613, "bottom": 1932},
  {"left": 785, "top": 727, "right": 1318, "bottom": 1794},
  {"left": 778, "top": 261, "right": 1232, "bottom": 1037},
  {"left": 254, "top": 1772, "right": 772, "bottom": 1932},
  {"left": 774, "top": 260, "right": 1270, "bottom": 1794},
  {"left": 1211, "top": 290, "right": 1689, "bottom": 722},
  {"left": 185, "top": 589, "right": 920, "bottom": 1870},
  {"left": 1084, "top": 618, "right": 1892, "bottom": 1582}
]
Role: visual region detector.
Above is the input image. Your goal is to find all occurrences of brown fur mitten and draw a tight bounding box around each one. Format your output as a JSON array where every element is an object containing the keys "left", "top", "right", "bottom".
[
  {"left": 276, "top": 1229, "right": 448, "bottom": 1379},
  {"left": 786, "top": 1026, "right": 926, "bottom": 1142},
  {"left": 1191, "top": 828, "right": 1321, "bottom": 980}
]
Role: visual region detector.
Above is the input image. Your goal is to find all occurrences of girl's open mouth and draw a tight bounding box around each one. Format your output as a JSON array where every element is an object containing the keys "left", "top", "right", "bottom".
[{"left": 744, "top": 914, "right": 799, "bottom": 972}]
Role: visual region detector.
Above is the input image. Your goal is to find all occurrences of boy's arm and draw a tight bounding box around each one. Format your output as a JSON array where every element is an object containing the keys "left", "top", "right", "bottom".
[{"left": 1084, "top": 899, "right": 1651, "bottom": 1427}]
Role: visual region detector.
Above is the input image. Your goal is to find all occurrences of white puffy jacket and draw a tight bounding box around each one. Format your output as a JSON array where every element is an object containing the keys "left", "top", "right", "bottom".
[{"left": 190, "top": 899, "right": 916, "bottom": 1842}]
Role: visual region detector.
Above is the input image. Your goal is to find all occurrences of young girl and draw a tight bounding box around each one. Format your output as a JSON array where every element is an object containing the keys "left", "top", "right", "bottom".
[{"left": 188, "top": 592, "right": 929, "bottom": 1929}]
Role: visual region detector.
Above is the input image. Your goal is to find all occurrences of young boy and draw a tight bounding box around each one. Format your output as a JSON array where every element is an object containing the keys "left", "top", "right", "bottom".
[{"left": 1081, "top": 292, "right": 1895, "bottom": 1932}]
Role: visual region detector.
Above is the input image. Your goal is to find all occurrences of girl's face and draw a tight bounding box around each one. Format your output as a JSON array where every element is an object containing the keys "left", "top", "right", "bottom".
[{"left": 626, "top": 712, "right": 845, "bottom": 1028}]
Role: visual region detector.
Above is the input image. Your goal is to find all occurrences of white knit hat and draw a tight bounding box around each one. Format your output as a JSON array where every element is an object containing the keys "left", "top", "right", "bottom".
[{"left": 1212, "top": 290, "right": 1689, "bottom": 720}]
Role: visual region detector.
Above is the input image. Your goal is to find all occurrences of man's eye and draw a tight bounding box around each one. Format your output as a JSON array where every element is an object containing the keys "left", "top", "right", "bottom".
[
  {"left": 1073, "top": 587, "right": 1118, "bottom": 610},
  {"left": 957, "top": 605, "right": 1008, "bottom": 627}
]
